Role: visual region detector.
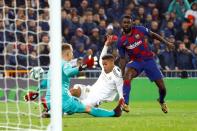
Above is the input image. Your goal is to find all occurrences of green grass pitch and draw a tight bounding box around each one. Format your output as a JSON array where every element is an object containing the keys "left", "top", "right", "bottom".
[{"left": 0, "top": 101, "right": 197, "bottom": 131}]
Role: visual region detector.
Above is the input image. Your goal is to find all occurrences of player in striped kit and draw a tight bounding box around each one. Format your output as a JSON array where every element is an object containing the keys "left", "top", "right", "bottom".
[{"left": 118, "top": 15, "right": 174, "bottom": 113}]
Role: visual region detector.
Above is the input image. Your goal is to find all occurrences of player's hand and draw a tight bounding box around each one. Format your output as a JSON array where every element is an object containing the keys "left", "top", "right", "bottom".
[
  {"left": 105, "top": 35, "right": 117, "bottom": 46},
  {"left": 78, "top": 64, "right": 87, "bottom": 71},
  {"left": 24, "top": 91, "right": 39, "bottom": 102}
]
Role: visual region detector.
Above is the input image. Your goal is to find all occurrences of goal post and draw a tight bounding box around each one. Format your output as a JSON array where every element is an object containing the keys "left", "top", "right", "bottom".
[
  {"left": 49, "top": 0, "right": 62, "bottom": 130},
  {"left": 0, "top": 0, "right": 62, "bottom": 130}
]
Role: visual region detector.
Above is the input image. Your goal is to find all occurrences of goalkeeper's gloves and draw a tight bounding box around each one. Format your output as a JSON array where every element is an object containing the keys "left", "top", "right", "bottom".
[
  {"left": 78, "top": 64, "right": 87, "bottom": 71},
  {"left": 24, "top": 91, "right": 39, "bottom": 102}
]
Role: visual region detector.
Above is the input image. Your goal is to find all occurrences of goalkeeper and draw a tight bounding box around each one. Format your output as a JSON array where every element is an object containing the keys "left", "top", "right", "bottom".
[{"left": 25, "top": 43, "right": 124, "bottom": 118}]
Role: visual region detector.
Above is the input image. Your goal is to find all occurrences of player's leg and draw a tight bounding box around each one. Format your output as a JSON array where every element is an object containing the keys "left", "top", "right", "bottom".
[
  {"left": 123, "top": 61, "right": 141, "bottom": 112},
  {"left": 154, "top": 79, "right": 168, "bottom": 113},
  {"left": 144, "top": 59, "right": 168, "bottom": 113},
  {"left": 67, "top": 97, "right": 124, "bottom": 117},
  {"left": 41, "top": 96, "right": 51, "bottom": 118},
  {"left": 87, "top": 98, "right": 124, "bottom": 117},
  {"left": 81, "top": 90, "right": 101, "bottom": 107}
]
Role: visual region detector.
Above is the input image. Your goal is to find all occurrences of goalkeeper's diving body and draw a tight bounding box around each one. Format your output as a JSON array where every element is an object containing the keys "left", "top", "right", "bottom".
[
  {"left": 70, "top": 36, "right": 124, "bottom": 107},
  {"left": 25, "top": 43, "right": 124, "bottom": 118}
]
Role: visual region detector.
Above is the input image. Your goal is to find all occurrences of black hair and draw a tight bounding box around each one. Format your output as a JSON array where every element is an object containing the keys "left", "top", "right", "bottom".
[
  {"left": 102, "top": 54, "right": 114, "bottom": 60},
  {"left": 122, "top": 15, "right": 133, "bottom": 21}
]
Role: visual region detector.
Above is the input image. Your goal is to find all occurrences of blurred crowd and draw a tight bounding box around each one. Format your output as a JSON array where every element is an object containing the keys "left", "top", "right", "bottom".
[{"left": 0, "top": 0, "right": 197, "bottom": 71}]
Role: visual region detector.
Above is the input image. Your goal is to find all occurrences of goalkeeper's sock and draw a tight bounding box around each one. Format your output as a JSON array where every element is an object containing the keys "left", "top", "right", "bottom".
[
  {"left": 123, "top": 79, "right": 131, "bottom": 105},
  {"left": 158, "top": 87, "right": 166, "bottom": 103},
  {"left": 89, "top": 107, "right": 115, "bottom": 117}
]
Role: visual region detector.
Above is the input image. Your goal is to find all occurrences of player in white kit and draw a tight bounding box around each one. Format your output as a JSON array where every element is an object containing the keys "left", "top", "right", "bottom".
[{"left": 70, "top": 36, "right": 124, "bottom": 107}]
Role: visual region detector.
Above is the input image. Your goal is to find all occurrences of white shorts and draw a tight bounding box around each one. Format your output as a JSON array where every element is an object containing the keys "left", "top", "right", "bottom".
[
  {"left": 73, "top": 84, "right": 101, "bottom": 107},
  {"left": 73, "top": 84, "right": 91, "bottom": 100}
]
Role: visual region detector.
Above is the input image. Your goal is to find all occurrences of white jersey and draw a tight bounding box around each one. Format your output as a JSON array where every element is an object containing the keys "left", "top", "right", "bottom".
[{"left": 79, "top": 46, "right": 123, "bottom": 106}]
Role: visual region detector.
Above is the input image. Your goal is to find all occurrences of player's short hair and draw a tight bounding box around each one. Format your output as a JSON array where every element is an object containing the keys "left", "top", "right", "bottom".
[
  {"left": 102, "top": 54, "right": 114, "bottom": 61},
  {"left": 122, "top": 15, "right": 133, "bottom": 21},
  {"left": 62, "top": 43, "right": 73, "bottom": 52}
]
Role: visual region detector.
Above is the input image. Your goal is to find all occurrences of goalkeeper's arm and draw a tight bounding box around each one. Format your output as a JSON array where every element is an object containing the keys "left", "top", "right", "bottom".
[{"left": 24, "top": 79, "right": 47, "bottom": 102}]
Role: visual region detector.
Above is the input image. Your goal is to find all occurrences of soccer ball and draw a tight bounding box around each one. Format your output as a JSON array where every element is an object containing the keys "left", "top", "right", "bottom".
[{"left": 29, "top": 67, "right": 44, "bottom": 80}]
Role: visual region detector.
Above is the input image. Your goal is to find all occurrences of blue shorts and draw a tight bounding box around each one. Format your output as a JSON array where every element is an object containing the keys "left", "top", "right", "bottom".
[{"left": 126, "top": 59, "right": 163, "bottom": 81}]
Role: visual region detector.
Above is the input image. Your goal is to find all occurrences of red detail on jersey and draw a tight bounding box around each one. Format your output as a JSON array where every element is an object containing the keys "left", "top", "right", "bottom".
[{"left": 120, "top": 27, "right": 153, "bottom": 61}]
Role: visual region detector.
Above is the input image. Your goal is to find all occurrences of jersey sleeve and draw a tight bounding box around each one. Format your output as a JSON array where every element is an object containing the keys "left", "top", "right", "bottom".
[
  {"left": 62, "top": 63, "right": 79, "bottom": 77},
  {"left": 117, "top": 38, "right": 126, "bottom": 58},
  {"left": 113, "top": 67, "right": 123, "bottom": 99},
  {"left": 39, "top": 79, "right": 48, "bottom": 89},
  {"left": 136, "top": 26, "right": 150, "bottom": 36},
  {"left": 99, "top": 45, "right": 108, "bottom": 68}
]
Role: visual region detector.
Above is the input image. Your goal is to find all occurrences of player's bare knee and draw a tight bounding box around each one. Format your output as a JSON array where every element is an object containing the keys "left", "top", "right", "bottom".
[{"left": 85, "top": 105, "right": 91, "bottom": 113}]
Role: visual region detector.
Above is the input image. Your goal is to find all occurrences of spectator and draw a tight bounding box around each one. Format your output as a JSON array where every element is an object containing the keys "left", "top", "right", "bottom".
[
  {"left": 167, "top": 0, "right": 190, "bottom": 21},
  {"left": 176, "top": 42, "right": 194, "bottom": 70},
  {"left": 106, "top": 1, "right": 122, "bottom": 22},
  {"left": 37, "top": 34, "right": 50, "bottom": 68},
  {"left": 82, "top": 10, "right": 97, "bottom": 36},
  {"left": 63, "top": 0, "right": 72, "bottom": 13},
  {"left": 89, "top": 28, "right": 103, "bottom": 53},
  {"left": 145, "top": 14, "right": 152, "bottom": 29},
  {"left": 176, "top": 21, "right": 195, "bottom": 43},
  {"left": 17, "top": 43, "right": 28, "bottom": 68},
  {"left": 70, "top": 15, "right": 80, "bottom": 34},
  {"left": 151, "top": 21, "right": 159, "bottom": 34},
  {"left": 74, "top": 43, "right": 86, "bottom": 58},
  {"left": 183, "top": 35, "right": 192, "bottom": 49},
  {"left": 28, "top": 50, "right": 38, "bottom": 68},
  {"left": 136, "top": 6, "right": 146, "bottom": 24},
  {"left": 159, "top": 46, "right": 176, "bottom": 70},
  {"left": 78, "top": 0, "right": 89, "bottom": 16},
  {"left": 98, "top": 7, "right": 107, "bottom": 20},
  {"left": 185, "top": 1, "right": 197, "bottom": 28},
  {"left": 138, "top": 0, "right": 159, "bottom": 14},
  {"left": 164, "top": 21, "right": 176, "bottom": 37},
  {"left": 192, "top": 45, "right": 197, "bottom": 69},
  {"left": 151, "top": 8, "right": 160, "bottom": 21},
  {"left": 70, "top": 28, "right": 90, "bottom": 50}
]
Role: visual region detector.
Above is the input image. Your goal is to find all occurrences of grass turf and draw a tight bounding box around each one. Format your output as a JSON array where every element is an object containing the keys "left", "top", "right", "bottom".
[{"left": 0, "top": 101, "right": 197, "bottom": 131}]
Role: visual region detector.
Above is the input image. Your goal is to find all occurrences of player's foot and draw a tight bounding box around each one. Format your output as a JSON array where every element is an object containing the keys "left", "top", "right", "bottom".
[
  {"left": 41, "top": 111, "right": 50, "bottom": 118},
  {"left": 123, "top": 104, "right": 130, "bottom": 113},
  {"left": 113, "top": 98, "right": 124, "bottom": 117},
  {"left": 157, "top": 99, "right": 168, "bottom": 113}
]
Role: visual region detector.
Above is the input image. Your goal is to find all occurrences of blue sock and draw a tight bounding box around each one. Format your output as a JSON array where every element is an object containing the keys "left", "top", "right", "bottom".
[
  {"left": 123, "top": 80, "right": 131, "bottom": 105},
  {"left": 89, "top": 107, "right": 115, "bottom": 117}
]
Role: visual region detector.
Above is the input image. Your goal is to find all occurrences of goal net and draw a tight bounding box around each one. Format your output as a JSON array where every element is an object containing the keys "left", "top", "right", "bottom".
[{"left": 0, "top": 0, "right": 62, "bottom": 130}]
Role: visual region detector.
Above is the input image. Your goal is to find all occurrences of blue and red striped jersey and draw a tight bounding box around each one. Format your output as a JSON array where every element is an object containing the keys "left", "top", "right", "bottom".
[{"left": 117, "top": 26, "right": 153, "bottom": 61}]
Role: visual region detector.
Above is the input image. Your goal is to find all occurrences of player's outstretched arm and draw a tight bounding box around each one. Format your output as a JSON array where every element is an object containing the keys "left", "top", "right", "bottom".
[
  {"left": 149, "top": 31, "right": 174, "bottom": 48},
  {"left": 99, "top": 36, "right": 114, "bottom": 67}
]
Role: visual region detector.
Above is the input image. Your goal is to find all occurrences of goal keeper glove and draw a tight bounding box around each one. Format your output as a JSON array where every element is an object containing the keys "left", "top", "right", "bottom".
[{"left": 24, "top": 91, "right": 39, "bottom": 102}]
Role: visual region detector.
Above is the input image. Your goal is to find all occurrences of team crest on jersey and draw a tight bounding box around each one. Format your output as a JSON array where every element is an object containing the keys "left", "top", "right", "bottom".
[{"left": 135, "top": 34, "right": 140, "bottom": 39}]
